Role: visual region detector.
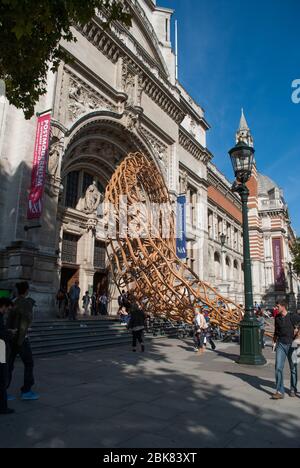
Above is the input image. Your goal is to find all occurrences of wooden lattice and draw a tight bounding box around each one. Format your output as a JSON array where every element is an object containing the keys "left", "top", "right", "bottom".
[{"left": 105, "top": 153, "right": 246, "bottom": 331}]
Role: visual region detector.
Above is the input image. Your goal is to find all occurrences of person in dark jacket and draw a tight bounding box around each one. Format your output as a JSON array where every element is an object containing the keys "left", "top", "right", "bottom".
[
  {"left": 128, "top": 302, "right": 146, "bottom": 353},
  {"left": 0, "top": 298, "right": 15, "bottom": 415},
  {"left": 6, "top": 282, "right": 39, "bottom": 401},
  {"left": 272, "top": 299, "right": 300, "bottom": 400}
]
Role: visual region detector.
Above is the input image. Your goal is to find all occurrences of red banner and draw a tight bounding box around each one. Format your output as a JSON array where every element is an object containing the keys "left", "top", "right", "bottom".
[
  {"left": 27, "top": 112, "right": 51, "bottom": 219},
  {"left": 272, "top": 238, "right": 286, "bottom": 291}
]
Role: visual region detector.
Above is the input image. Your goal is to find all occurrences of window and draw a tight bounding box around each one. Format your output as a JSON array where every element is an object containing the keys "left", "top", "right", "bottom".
[
  {"left": 187, "top": 242, "right": 196, "bottom": 272},
  {"left": 82, "top": 173, "right": 94, "bottom": 195},
  {"left": 208, "top": 210, "right": 213, "bottom": 239},
  {"left": 234, "top": 228, "right": 238, "bottom": 250},
  {"left": 62, "top": 233, "right": 79, "bottom": 264},
  {"left": 218, "top": 217, "right": 223, "bottom": 240},
  {"left": 227, "top": 223, "right": 231, "bottom": 247},
  {"left": 188, "top": 186, "right": 197, "bottom": 227},
  {"left": 65, "top": 171, "right": 79, "bottom": 209},
  {"left": 214, "top": 252, "right": 221, "bottom": 279},
  {"left": 94, "top": 241, "right": 106, "bottom": 270}
]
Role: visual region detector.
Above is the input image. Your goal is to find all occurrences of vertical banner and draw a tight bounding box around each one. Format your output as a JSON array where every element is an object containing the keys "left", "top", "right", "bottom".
[
  {"left": 27, "top": 112, "right": 52, "bottom": 220},
  {"left": 176, "top": 195, "right": 187, "bottom": 260},
  {"left": 272, "top": 238, "right": 286, "bottom": 291}
]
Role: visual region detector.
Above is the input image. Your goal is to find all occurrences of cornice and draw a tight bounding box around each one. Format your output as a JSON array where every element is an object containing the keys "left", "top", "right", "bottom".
[
  {"left": 179, "top": 126, "right": 212, "bottom": 164},
  {"left": 76, "top": 20, "right": 185, "bottom": 125},
  {"left": 180, "top": 95, "right": 210, "bottom": 130},
  {"left": 207, "top": 169, "right": 242, "bottom": 210},
  {"left": 179, "top": 162, "right": 209, "bottom": 188}
]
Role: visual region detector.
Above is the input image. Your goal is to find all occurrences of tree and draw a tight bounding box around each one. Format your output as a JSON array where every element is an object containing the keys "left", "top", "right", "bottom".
[
  {"left": 291, "top": 238, "right": 300, "bottom": 276},
  {"left": 0, "top": 0, "right": 132, "bottom": 119}
]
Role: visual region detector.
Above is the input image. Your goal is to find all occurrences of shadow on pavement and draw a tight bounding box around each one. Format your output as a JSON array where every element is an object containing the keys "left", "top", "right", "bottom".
[{"left": 1, "top": 339, "right": 299, "bottom": 449}]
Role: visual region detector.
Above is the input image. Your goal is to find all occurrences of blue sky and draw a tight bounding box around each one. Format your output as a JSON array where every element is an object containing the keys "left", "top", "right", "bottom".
[{"left": 159, "top": 0, "right": 300, "bottom": 234}]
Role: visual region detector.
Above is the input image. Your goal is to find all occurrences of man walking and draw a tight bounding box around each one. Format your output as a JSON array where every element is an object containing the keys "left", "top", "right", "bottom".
[
  {"left": 272, "top": 300, "right": 300, "bottom": 400},
  {"left": 128, "top": 301, "right": 146, "bottom": 353},
  {"left": 0, "top": 298, "right": 15, "bottom": 415},
  {"left": 6, "top": 282, "right": 39, "bottom": 401},
  {"left": 193, "top": 309, "right": 207, "bottom": 353},
  {"left": 69, "top": 281, "right": 80, "bottom": 321}
]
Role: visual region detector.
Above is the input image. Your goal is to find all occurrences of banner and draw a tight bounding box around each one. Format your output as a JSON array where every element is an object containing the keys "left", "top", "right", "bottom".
[
  {"left": 27, "top": 112, "right": 52, "bottom": 219},
  {"left": 176, "top": 195, "right": 187, "bottom": 260},
  {"left": 272, "top": 238, "right": 286, "bottom": 291}
]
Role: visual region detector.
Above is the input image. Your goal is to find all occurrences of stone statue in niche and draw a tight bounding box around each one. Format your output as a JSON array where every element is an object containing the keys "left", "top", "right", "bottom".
[
  {"left": 84, "top": 182, "right": 103, "bottom": 214},
  {"left": 48, "top": 139, "right": 63, "bottom": 178},
  {"left": 180, "top": 172, "right": 188, "bottom": 194}
]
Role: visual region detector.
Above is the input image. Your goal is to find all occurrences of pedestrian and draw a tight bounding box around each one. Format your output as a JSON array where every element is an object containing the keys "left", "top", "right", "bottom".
[
  {"left": 193, "top": 309, "right": 207, "bottom": 353},
  {"left": 0, "top": 298, "right": 15, "bottom": 415},
  {"left": 119, "top": 306, "right": 129, "bottom": 325},
  {"left": 99, "top": 293, "right": 108, "bottom": 316},
  {"left": 56, "top": 288, "right": 68, "bottom": 319},
  {"left": 69, "top": 281, "right": 80, "bottom": 321},
  {"left": 272, "top": 300, "right": 300, "bottom": 400},
  {"left": 6, "top": 282, "right": 39, "bottom": 401},
  {"left": 257, "top": 310, "right": 266, "bottom": 349},
  {"left": 82, "top": 291, "right": 91, "bottom": 316},
  {"left": 91, "top": 292, "right": 97, "bottom": 316},
  {"left": 117, "top": 290, "right": 127, "bottom": 313},
  {"left": 128, "top": 302, "right": 146, "bottom": 353},
  {"left": 203, "top": 319, "right": 217, "bottom": 351},
  {"left": 291, "top": 329, "right": 300, "bottom": 367}
]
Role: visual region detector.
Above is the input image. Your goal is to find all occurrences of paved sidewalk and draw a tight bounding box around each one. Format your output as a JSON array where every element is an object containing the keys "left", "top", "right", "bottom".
[{"left": 0, "top": 338, "right": 299, "bottom": 448}]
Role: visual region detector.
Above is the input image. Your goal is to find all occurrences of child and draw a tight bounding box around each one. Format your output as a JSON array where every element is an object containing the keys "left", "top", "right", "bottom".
[
  {"left": 0, "top": 298, "right": 15, "bottom": 415},
  {"left": 291, "top": 329, "right": 300, "bottom": 367}
]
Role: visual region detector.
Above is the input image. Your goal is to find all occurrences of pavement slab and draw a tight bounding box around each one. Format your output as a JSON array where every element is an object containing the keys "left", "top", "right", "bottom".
[{"left": 1, "top": 338, "right": 300, "bottom": 448}]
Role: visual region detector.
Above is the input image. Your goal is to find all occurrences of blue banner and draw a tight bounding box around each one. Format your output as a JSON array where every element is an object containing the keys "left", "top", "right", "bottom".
[{"left": 176, "top": 195, "right": 187, "bottom": 260}]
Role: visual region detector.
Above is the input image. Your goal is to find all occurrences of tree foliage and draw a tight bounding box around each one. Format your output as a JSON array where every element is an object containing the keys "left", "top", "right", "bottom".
[
  {"left": 291, "top": 238, "right": 300, "bottom": 276},
  {"left": 0, "top": 0, "right": 132, "bottom": 119}
]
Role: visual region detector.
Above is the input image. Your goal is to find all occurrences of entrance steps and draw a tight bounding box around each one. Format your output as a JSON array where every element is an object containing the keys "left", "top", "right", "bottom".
[{"left": 29, "top": 318, "right": 133, "bottom": 357}]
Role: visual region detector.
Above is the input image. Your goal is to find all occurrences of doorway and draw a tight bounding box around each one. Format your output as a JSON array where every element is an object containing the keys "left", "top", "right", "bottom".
[
  {"left": 61, "top": 267, "right": 79, "bottom": 292},
  {"left": 93, "top": 271, "right": 109, "bottom": 296}
]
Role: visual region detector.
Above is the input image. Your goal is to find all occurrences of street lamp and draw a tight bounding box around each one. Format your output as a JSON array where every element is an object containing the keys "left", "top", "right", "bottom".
[
  {"left": 229, "top": 140, "right": 266, "bottom": 365},
  {"left": 220, "top": 233, "right": 226, "bottom": 248}
]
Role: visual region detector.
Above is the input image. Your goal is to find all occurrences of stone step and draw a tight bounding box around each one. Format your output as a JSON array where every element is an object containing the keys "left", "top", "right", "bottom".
[{"left": 27, "top": 318, "right": 180, "bottom": 357}]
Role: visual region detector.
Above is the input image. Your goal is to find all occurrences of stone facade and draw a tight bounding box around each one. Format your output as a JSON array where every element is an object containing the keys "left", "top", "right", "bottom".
[{"left": 0, "top": 0, "right": 298, "bottom": 317}]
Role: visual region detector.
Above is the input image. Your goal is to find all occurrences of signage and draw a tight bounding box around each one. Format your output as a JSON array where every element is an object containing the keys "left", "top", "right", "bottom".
[
  {"left": 176, "top": 195, "right": 187, "bottom": 260},
  {"left": 27, "top": 111, "right": 52, "bottom": 219},
  {"left": 272, "top": 238, "right": 286, "bottom": 291}
]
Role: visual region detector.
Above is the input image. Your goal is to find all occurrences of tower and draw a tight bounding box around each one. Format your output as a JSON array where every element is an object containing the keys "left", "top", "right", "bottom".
[{"left": 236, "top": 108, "right": 254, "bottom": 148}]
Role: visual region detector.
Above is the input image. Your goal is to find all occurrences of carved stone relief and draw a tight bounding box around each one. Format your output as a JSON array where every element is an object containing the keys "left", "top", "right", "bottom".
[{"left": 67, "top": 75, "right": 117, "bottom": 124}]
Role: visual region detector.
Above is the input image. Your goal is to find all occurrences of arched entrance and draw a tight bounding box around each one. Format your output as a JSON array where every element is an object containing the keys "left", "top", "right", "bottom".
[{"left": 57, "top": 117, "right": 153, "bottom": 314}]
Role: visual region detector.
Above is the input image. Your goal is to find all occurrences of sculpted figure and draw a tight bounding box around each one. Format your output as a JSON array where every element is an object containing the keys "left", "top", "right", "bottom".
[{"left": 84, "top": 182, "right": 103, "bottom": 214}]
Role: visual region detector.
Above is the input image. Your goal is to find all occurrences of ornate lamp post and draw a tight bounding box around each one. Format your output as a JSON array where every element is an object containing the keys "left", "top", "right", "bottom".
[
  {"left": 229, "top": 140, "right": 266, "bottom": 365},
  {"left": 220, "top": 233, "right": 226, "bottom": 248}
]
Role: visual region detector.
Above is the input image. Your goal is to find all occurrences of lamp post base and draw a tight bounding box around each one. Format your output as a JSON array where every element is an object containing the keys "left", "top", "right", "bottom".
[{"left": 238, "top": 317, "right": 267, "bottom": 366}]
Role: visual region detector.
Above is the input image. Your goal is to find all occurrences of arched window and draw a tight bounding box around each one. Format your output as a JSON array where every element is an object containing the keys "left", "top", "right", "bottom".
[
  {"left": 65, "top": 171, "right": 79, "bottom": 208},
  {"left": 225, "top": 256, "right": 231, "bottom": 281},
  {"left": 234, "top": 260, "right": 239, "bottom": 281},
  {"left": 214, "top": 252, "right": 221, "bottom": 279}
]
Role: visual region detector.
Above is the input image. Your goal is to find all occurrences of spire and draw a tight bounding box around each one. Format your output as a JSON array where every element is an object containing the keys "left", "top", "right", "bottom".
[
  {"left": 236, "top": 108, "right": 254, "bottom": 147},
  {"left": 239, "top": 108, "right": 249, "bottom": 131}
]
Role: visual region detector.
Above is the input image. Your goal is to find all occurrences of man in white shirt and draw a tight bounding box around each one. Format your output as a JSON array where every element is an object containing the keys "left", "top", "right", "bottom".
[{"left": 194, "top": 309, "right": 207, "bottom": 353}]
